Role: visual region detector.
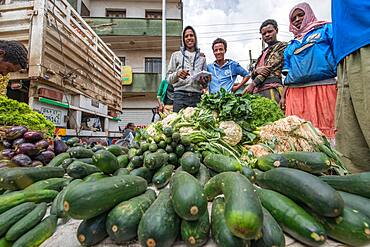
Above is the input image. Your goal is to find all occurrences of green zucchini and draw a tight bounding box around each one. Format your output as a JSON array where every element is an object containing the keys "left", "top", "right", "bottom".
[
  {"left": 61, "top": 158, "right": 75, "bottom": 170},
  {"left": 203, "top": 153, "right": 242, "bottom": 172},
  {"left": 92, "top": 145, "right": 105, "bottom": 152},
  {"left": 64, "top": 175, "right": 147, "bottom": 219},
  {"left": 256, "top": 187, "right": 326, "bottom": 246},
  {"left": 77, "top": 212, "right": 108, "bottom": 246},
  {"left": 106, "top": 144, "right": 124, "bottom": 156},
  {"left": 143, "top": 152, "right": 168, "bottom": 170},
  {"left": 195, "top": 163, "right": 210, "bottom": 187},
  {"left": 204, "top": 172, "right": 263, "bottom": 240},
  {"left": 318, "top": 207, "right": 370, "bottom": 246},
  {"left": 211, "top": 197, "right": 246, "bottom": 247},
  {"left": 251, "top": 207, "right": 285, "bottom": 247},
  {"left": 0, "top": 202, "right": 36, "bottom": 236},
  {"left": 130, "top": 167, "right": 154, "bottom": 182},
  {"left": 0, "top": 238, "right": 12, "bottom": 247},
  {"left": 180, "top": 152, "right": 201, "bottom": 175},
  {"left": 66, "top": 137, "right": 79, "bottom": 146},
  {"left": 24, "top": 177, "right": 70, "bottom": 192},
  {"left": 256, "top": 168, "right": 343, "bottom": 217},
  {"left": 106, "top": 189, "right": 156, "bottom": 243},
  {"left": 12, "top": 215, "right": 58, "bottom": 247},
  {"left": 0, "top": 189, "right": 58, "bottom": 214},
  {"left": 47, "top": 152, "right": 70, "bottom": 167},
  {"left": 78, "top": 158, "right": 93, "bottom": 164},
  {"left": 168, "top": 153, "right": 178, "bottom": 166},
  {"left": 256, "top": 153, "right": 289, "bottom": 171},
  {"left": 0, "top": 167, "right": 65, "bottom": 190},
  {"left": 68, "top": 146, "right": 94, "bottom": 158},
  {"left": 181, "top": 209, "right": 210, "bottom": 247},
  {"left": 152, "top": 164, "right": 174, "bottom": 189},
  {"left": 281, "top": 151, "right": 331, "bottom": 173},
  {"left": 5, "top": 202, "right": 47, "bottom": 241},
  {"left": 92, "top": 150, "right": 119, "bottom": 174},
  {"left": 240, "top": 166, "right": 256, "bottom": 183},
  {"left": 67, "top": 161, "right": 101, "bottom": 179},
  {"left": 339, "top": 191, "right": 370, "bottom": 219},
  {"left": 138, "top": 189, "right": 180, "bottom": 247},
  {"left": 52, "top": 179, "right": 83, "bottom": 218},
  {"left": 83, "top": 172, "right": 107, "bottom": 182},
  {"left": 116, "top": 155, "right": 129, "bottom": 168},
  {"left": 131, "top": 156, "right": 144, "bottom": 169},
  {"left": 114, "top": 168, "right": 129, "bottom": 176},
  {"left": 171, "top": 171, "right": 207, "bottom": 221},
  {"left": 320, "top": 172, "right": 370, "bottom": 198}
]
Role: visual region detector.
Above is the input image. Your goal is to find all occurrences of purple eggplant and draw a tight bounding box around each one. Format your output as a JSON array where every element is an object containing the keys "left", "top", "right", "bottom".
[
  {"left": 54, "top": 139, "right": 68, "bottom": 155},
  {"left": 34, "top": 150, "right": 55, "bottom": 165},
  {"left": 2, "top": 149, "right": 15, "bottom": 160},
  {"left": 11, "top": 154, "right": 32, "bottom": 167},
  {"left": 2, "top": 140, "right": 12, "bottom": 149},
  {"left": 12, "top": 138, "right": 25, "bottom": 148},
  {"left": 5, "top": 126, "right": 28, "bottom": 140},
  {"left": 47, "top": 145, "right": 54, "bottom": 152},
  {"left": 30, "top": 160, "right": 44, "bottom": 167},
  {"left": 16, "top": 143, "right": 40, "bottom": 156},
  {"left": 23, "top": 131, "right": 43, "bottom": 143},
  {"left": 35, "top": 140, "right": 49, "bottom": 151}
]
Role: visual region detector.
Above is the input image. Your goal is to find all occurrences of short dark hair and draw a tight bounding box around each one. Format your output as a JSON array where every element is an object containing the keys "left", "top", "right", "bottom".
[
  {"left": 260, "top": 19, "right": 278, "bottom": 33},
  {"left": 0, "top": 40, "right": 28, "bottom": 69},
  {"left": 126, "top": 123, "right": 135, "bottom": 129},
  {"left": 212, "top": 38, "right": 227, "bottom": 51}
]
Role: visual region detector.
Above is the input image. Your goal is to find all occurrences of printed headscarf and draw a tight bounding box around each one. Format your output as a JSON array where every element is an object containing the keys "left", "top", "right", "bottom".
[{"left": 289, "top": 2, "right": 329, "bottom": 39}]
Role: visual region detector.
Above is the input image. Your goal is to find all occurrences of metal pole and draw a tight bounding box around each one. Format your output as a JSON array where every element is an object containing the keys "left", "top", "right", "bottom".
[{"left": 161, "top": 0, "right": 167, "bottom": 81}]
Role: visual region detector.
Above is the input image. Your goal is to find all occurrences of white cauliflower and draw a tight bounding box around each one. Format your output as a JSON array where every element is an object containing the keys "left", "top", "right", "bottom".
[
  {"left": 219, "top": 121, "right": 243, "bottom": 146},
  {"left": 161, "top": 112, "right": 178, "bottom": 128},
  {"left": 179, "top": 126, "right": 196, "bottom": 135},
  {"left": 182, "top": 107, "right": 197, "bottom": 120}
]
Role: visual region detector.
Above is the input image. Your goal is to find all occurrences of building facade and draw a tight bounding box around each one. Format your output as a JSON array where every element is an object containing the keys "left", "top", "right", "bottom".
[{"left": 71, "top": 0, "right": 183, "bottom": 127}]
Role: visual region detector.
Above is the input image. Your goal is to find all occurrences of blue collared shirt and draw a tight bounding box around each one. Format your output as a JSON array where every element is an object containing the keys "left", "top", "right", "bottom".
[{"left": 207, "top": 59, "right": 249, "bottom": 94}]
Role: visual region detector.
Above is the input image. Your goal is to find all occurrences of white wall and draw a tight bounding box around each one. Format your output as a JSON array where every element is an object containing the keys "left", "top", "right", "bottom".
[{"left": 89, "top": 0, "right": 181, "bottom": 19}]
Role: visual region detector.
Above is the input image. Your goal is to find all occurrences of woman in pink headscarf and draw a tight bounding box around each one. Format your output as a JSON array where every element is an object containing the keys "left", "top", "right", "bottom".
[{"left": 281, "top": 2, "right": 337, "bottom": 142}]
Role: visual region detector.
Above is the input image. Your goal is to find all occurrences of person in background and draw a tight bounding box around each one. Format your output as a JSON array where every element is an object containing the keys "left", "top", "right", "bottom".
[
  {"left": 282, "top": 2, "right": 337, "bottom": 141},
  {"left": 122, "top": 123, "right": 136, "bottom": 146},
  {"left": 244, "top": 19, "right": 287, "bottom": 103},
  {"left": 332, "top": 0, "right": 370, "bottom": 172},
  {"left": 207, "top": 38, "right": 250, "bottom": 94},
  {"left": 157, "top": 79, "right": 174, "bottom": 115},
  {"left": 0, "top": 40, "right": 28, "bottom": 96},
  {"left": 166, "top": 26, "right": 210, "bottom": 112}
]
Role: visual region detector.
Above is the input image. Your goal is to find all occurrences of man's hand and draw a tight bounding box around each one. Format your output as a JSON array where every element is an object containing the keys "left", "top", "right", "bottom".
[
  {"left": 244, "top": 82, "right": 255, "bottom": 94},
  {"left": 199, "top": 75, "right": 211, "bottom": 89},
  {"left": 177, "top": 69, "right": 190, "bottom": 79},
  {"left": 254, "top": 66, "right": 271, "bottom": 77},
  {"left": 158, "top": 102, "right": 164, "bottom": 113},
  {"left": 279, "top": 97, "right": 286, "bottom": 111}
]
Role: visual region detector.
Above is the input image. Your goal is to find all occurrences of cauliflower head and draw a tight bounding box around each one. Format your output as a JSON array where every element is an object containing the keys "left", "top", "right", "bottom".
[
  {"left": 219, "top": 121, "right": 242, "bottom": 146},
  {"left": 162, "top": 112, "right": 178, "bottom": 128},
  {"left": 182, "top": 107, "right": 197, "bottom": 120}
]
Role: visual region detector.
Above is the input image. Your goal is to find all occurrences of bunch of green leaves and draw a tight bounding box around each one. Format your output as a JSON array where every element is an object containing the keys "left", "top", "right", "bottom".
[{"left": 0, "top": 96, "right": 55, "bottom": 136}]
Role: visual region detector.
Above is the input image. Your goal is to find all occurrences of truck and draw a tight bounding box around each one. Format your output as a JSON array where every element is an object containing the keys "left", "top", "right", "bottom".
[{"left": 0, "top": 0, "right": 123, "bottom": 142}]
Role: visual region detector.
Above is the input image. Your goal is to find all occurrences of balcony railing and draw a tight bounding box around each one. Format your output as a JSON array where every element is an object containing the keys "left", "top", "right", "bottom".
[{"left": 123, "top": 72, "right": 162, "bottom": 93}]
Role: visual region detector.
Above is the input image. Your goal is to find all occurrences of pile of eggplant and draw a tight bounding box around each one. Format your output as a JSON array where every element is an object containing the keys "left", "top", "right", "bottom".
[{"left": 0, "top": 126, "right": 67, "bottom": 168}]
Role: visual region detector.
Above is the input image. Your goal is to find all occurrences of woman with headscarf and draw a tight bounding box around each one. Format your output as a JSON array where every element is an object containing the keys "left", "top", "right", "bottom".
[{"left": 281, "top": 2, "right": 337, "bottom": 141}]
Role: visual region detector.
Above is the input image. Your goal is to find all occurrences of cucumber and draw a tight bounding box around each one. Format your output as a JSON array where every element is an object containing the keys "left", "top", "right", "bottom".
[
  {"left": 175, "top": 144, "right": 186, "bottom": 157},
  {"left": 281, "top": 151, "right": 331, "bottom": 173},
  {"left": 152, "top": 164, "right": 174, "bottom": 189},
  {"left": 138, "top": 189, "right": 180, "bottom": 247},
  {"left": 24, "top": 177, "right": 69, "bottom": 192},
  {"left": 67, "top": 161, "right": 101, "bottom": 179},
  {"left": 158, "top": 141, "right": 166, "bottom": 149},
  {"left": 320, "top": 172, "right": 370, "bottom": 198},
  {"left": 106, "top": 144, "right": 124, "bottom": 156},
  {"left": 203, "top": 154, "right": 242, "bottom": 172},
  {"left": 143, "top": 152, "right": 168, "bottom": 170},
  {"left": 77, "top": 213, "right": 108, "bottom": 246},
  {"left": 0, "top": 202, "right": 36, "bottom": 236},
  {"left": 117, "top": 155, "right": 129, "bottom": 168},
  {"left": 240, "top": 166, "right": 256, "bottom": 183},
  {"left": 140, "top": 143, "right": 150, "bottom": 152},
  {"left": 131, "top": 156, "right": 144, "bottom": 168},
  {"left": 47, "top": 152, "right": 70, "bottom": 167},
  {"left": 256, "top": 153, "right": 289, "bottom": 171},
  {"left": 204, "top": 172, "right": 263, "bottom": 240},
  {"left": 195, "top": 163, "right": 210, "bottom": 187},
  {"left": 168, "top": 153, "right": 178, "bottom": 166},
  {"left": 12, "top": 215, "right": 58, "bottom": 247},
  {"left": 83, "top": 172, "right": 107, "bottom": 182},
  {"left": 106, "top": 189, "right": 156, "bottom": 243},
  {"left": 211, "top": 197, "right": 246, "bottom": 247},
  {"left": 180, "top": 152, "right": 201, "bottom": 175},
  {"left": 114, "top": 168, "right": 129, "bottom": 176},
  {"left": 318, "top": 207, "right": 370, "bottom": 246},
  {"left": 251, "top": 207, "right": 285, "bottom": 247},
  {"left": 339, "top": 191, "right": 370, "bottom": 219},
  {"left": 256, "top": 187, "right": 326, "bottom": 246},
  {"left": 0, "top": 238, "right": 11, "bottom": 247},
  {"left": 181, "top": 209, "right": 210, "bottom": 247},
  {"left": 52, "top": 179, "right": 83, "bottom": 218},
  {"left": 66, "top": 137, "right": 79, "bottom": 146},
  {"left": 92, "top": 145, "right": 105, "bottom": 152},
  {"left": 256, "top": 168, "right": 343, "bottom": 217},
  {"left": 78, "top": 158, "right": 93, "bottom": 164},
  {"left": 171, "top": 171, "right": 207, "bottom": 221},
  {"left": 0, "top": 167, "right": 65, "bottom": 190},
  {"left": 148, "top": 144, "right": 158, "bottom": 153},
  {"left": 68, "top": 146, "right": 94, "bottom": 158},
  {"left": 61, "top": 158, "right": 75, "bottom": 169},
  {"left": 130, "top": 167, "right": 154, "bottom": 182},
  {"left": 92, "top": 150, "right": 119, "bottom": 174},
  {"left": 64, "top": 175, "right": 147, "bottom": 219},
  {"left": 0, "top": 190, "right": 58, "bottom": 214},
  {"left": 5, "top": 202, "right": 47, "bottom": 241}
]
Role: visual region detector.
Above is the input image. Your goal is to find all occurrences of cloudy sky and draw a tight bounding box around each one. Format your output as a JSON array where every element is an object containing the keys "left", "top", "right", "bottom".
[{"left": 183, "top": 0, "right": 331, "bottom": 69}]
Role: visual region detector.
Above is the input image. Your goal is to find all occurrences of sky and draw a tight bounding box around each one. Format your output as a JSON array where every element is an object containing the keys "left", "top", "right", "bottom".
[{"left": 183, "top": 0, "right": 331, "bottom": 69}]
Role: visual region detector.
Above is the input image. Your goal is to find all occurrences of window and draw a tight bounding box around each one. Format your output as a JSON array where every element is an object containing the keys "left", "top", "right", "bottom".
[
  {"left": 145, "top": 58, "right": 162, "bottom": 73},
  {"left": 119, "top": 57, "right": 126, "bottom": 66},
  {"left": 145, "top": 10, "right": 162, "bottom": 19},
  {"left": 106, "top": 9, "right": 126, "bottom": 18}
]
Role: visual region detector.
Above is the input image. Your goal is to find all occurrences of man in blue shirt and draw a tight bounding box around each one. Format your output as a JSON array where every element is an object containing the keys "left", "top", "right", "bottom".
[
  {"left": 207, "top": 38, "right": 250, "bottom": 94},
  {"left": 332, "top": 0, "right": 370, "bottom": 173}
]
